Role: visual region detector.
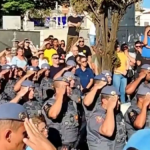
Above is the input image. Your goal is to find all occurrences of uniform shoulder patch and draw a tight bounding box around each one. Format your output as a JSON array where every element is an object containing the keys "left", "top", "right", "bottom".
[{"left": 95, "top": 116, "right": 104, "bottom": 123}]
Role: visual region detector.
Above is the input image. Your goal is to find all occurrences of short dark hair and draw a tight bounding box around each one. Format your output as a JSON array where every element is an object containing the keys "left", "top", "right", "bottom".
[
  {"left": 121, "top": 43, "right": 128, "bottom": 51},
  {"left": 53, "top": 38, "right": 58, "bottom": 42},
  {"left": 101, "top": 94, "right": 111, "bottom": 100},
  {"left": 127, "top": 147, "right": 138, "bottom": 150},
  {"left": 135, "top": 41, "right": 141, "bottom": 45},
  {"left": 31, "top": 56, "right": 38, "bottom": 61},
  {"left": 48, "top": 35, "right": 54, "bottom": 38}
]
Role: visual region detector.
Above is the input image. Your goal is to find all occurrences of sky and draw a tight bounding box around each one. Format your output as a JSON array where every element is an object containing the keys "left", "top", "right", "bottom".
[{"left": 143, "top": 0, "right": 150, "bottom": 8}]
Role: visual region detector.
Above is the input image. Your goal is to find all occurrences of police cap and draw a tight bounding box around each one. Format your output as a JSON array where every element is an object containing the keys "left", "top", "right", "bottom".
[
  {"left": 27, "top": 66, "right": 38, "bottom": 71},
  {"left": 63, "top": 71, "right": 75, "bottom": 80},
  {"left": 101, "top": 85, "right": 120, "bottom": 96},
  {"left": 102, "top": 70, "right": 112, "bottom": 77},
  {"left": 141, "top": 64, "right": 150, "bottom": 71},
  {"left": 94, "top": 74, "right": 107, "bottom": 82},
  {"left": 66, "top": 60, "right": 76, "bottom": 67},
  {"left": 137, "top": 84, "right": 150, "bottom": 95},
  {"left": 1, "top": 64, "right": 11, "bottom": 70},
  {"left": 21, "top": 80, "right": 35, "bottom": 88},
  {"left": 41, "top": 63, "right": 50, "bottom": 70},
  {"left": 0, "top": 103, "right": 28, "bottom": 121},
  {"left": 53, "top": 77, "right": 69, "bottom": 83}
]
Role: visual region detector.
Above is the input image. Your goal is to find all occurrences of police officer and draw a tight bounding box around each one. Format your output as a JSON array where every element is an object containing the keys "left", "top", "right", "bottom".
[
  {"left": 124, "top": 84, "right": 150, "bottom": 140},
  {"left": 40, "top": 63, "right": 53, "bottom": 101},
  {"left": 87, "top": 85, "right": 126, "bottom": 150},
  {"left": 4, "top": 64, "right": 18, "bottom": 99},
  {"left": 42, "top": 77, "right": 79, "bottom": 150},
  {"left": 0, "top": 103, "right": 56, "bottom": 150},
  {"left": 14, "top": 66, "right": 43, "bottom": 103},
  {"left": 101, "top": 70, "right": 112, "bottom": 85},
  {"left": 12, "top": 80, "right": 42, "bottom": 117},
  {"left": 83, "top": 74, "right": 107, "bottom": 120},
  {"left": 0, "top": 103, "right": 28, "bottom": 150}
]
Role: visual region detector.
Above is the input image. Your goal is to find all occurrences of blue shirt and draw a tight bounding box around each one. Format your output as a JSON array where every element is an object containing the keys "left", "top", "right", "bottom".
[
  {"left": 11, "top": 56, "right": 27, "bottom": 68},
  {"left": 75, "top": 68, "right": 94, "bottom": 88},
  {"left": 141, "top": 35, "right": 150, "bottom": 58}
]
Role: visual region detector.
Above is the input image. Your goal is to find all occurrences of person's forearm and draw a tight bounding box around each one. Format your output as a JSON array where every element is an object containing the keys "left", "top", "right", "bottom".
[
  {"left": 48, "top": 94, "right": 63, "bottom": 119},
  {"left": 134, "top": 106, "right": 147, "bottom": 129},
  {"left": 10, "top": 94, "right": 22, "bottom": 103},
  {"left": 83, "top": 86, "right": 98, "bottom": 106},
  {"left": 14, "top": 76, "right": 27, "bottom": 92},
  {"left": 100, "top": 109, "right": 115, "bottom": 137},
  {"left": 143, "top": 33, "right": 148, "bottom": 45},
  {"left": 126, "top": 77, "right": 142, "bottom": 95},
  {"left": 86, "top": 79, "right": 93, "bottom": 89}
]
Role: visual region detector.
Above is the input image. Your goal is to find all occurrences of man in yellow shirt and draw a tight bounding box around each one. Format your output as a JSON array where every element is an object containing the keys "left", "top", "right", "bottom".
[{"left": 44, "top": 42, "right": 57, "bottom": 66}]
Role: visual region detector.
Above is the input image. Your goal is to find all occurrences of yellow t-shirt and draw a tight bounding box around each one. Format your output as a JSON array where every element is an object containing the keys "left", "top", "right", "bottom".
[
  {"left": 115, "top": 52, "right": 128, "bottom": 74},
  {"left": 44, "top": 49, "right": 57, "bottom": 66}
]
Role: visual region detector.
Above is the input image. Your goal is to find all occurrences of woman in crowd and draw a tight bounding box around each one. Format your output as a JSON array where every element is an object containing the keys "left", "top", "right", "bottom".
[
  {"left": 11, "top": 47, "right": 27, "bottom": 70},
  {"left": 0, "top": 48, "right": 12, "bottom": 64},
  {"left": 26, "top": 114, "right": 49, "bottom": 150},
  {"left": 38, "top": 50, "right": 48, "bottom": 69},
  {"left": 113, "top": 43, "right": 129, "bottom": 104},
  {"left": 60, "top": 40, "right": 66, "bottom": 51}
]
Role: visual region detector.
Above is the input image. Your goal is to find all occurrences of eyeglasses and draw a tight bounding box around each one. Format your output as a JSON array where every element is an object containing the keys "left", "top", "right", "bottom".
[
  {"left": 79, "top": 41, "right": 84, "bottom": 43},
  {"left": 53, "top": 57, "right": 59, "bottom": 59},
  {"left": 81, "top": 60, "right": 87, "bottom": 63}
]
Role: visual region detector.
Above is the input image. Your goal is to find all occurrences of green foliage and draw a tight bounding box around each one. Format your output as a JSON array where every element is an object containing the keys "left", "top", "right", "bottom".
[{"left": 2, "top": 0, "right": 34, "bottom": 15}]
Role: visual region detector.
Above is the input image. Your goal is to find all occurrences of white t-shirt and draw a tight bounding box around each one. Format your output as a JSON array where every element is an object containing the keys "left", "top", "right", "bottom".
[
  {"left": 89, "top": 23, "right": 96, "bottom": 36},
  {"left": 39, "top": 59, "right": 48, "bottom": 68}
]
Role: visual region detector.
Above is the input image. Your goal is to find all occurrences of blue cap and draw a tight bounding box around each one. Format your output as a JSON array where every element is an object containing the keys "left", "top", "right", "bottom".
[
  {"left": 102, "top": 70, "right": 112, "bottom": 77},
  {"left": 137, "top": 84, "right": 150, "bottom": 95},
  {"left": 94, "top": 74, "right": 107, "bottom": 82},
  {"left": 141, "top": 64, "right": 150, "bottom": 70},
  {"left": 27, "top": 66, "right": 38, "bottom": 71},
  {"left": 41, "top": 63, "right": 50, "bottom": 70},
  {"left": 66, "top": 60, "right": 76, "bottom": 67},
  {"left": 123, "top": 129, "right": 150, "bottom": 150},
  {"left": 54, "top": 77, "right": 69, "bottom": 83},
  {"left": 63, "top": 71, "right": 75, "bottom": 80},
  {"left": 1, "top": 64, "right": 11, "bottom": 70},
  {"left": 0, "top": 103, "right": 28, "bottom": 121},
  {"left": 11, "top": 64, "right": 18, "bottom": 69},
  {"left": 21, "top": 80, "right": 35, "bottom": 88},
  {"left": 101, "top": 85, "right": 120, "bottom": 95}
]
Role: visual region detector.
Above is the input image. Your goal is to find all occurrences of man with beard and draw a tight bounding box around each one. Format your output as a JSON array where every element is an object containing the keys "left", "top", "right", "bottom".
[{"left": 87, "top": 86, "right": 126, "bottom": 150}]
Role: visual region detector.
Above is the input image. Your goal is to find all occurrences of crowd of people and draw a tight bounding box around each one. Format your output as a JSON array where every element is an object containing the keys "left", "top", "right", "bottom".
[{"left": 1, "top": 12, "right": 150, "bottom": 150}]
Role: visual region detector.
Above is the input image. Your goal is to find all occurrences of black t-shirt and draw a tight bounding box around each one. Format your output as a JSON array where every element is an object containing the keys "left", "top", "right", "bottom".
[
  {"left": 24, "top": 47, "right": 32, "bottom": 60},
  {"left": 57, "top": 47, "right": 66, "bottom": 56},
  {"left": 136, "top": 51, "right": 142, "bottom": 73},
  {"left": 78, "top": 45, "right": 92, "bottom": 58},
  {"left": 67, "top": 16, "right": 82, "bottom": 36},
  {"left": 49, "top": 65, "right": 64, "bottom": 79}
]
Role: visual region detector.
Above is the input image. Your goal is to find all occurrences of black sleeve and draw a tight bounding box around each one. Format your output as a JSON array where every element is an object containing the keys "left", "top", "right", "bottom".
[
  {"left": 86, "top": 46, "right": 92, "bottom": 56},
  {"left": 78, "top": 16, "right": 83, "bottom": 23},
  {"left": 128, "top": 109, "right": 138, "bottom": 126},
  {"left": 67, "top": 16, "right": 71, "bottom": 22}
]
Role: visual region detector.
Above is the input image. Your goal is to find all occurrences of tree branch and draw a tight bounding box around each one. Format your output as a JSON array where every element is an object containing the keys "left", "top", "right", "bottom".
[
  {"left": 126, "top": 0, "right": 140, "bottom": 7},
  {"left": 87, "top": 0, "right": 101, "bottom": 23},
  {"left": 110, "top": 0, "right": 123, "bottom": 9}
]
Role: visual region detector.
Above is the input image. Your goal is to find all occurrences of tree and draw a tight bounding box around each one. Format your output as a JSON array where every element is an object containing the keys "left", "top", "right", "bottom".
[
  {"left": 72, "top": 0, "right": 140, "bottom": 71},
  {"left": 1, "top": 0, "right": 35, "bottom": 15}
]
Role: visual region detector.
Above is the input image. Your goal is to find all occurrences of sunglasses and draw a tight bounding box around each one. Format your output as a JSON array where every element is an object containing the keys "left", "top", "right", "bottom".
[
  {"left": 81, "top": 60, "right": 87, "bottom": 63},
  {"left": 135, "top": 45, "right": 141, "bottom": 48},
  {"left": 79, "top": 41, "right": 84, "bottom": 43},
  {"left": 53, "top": 57, "right": 59, "bottom": 59}
]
